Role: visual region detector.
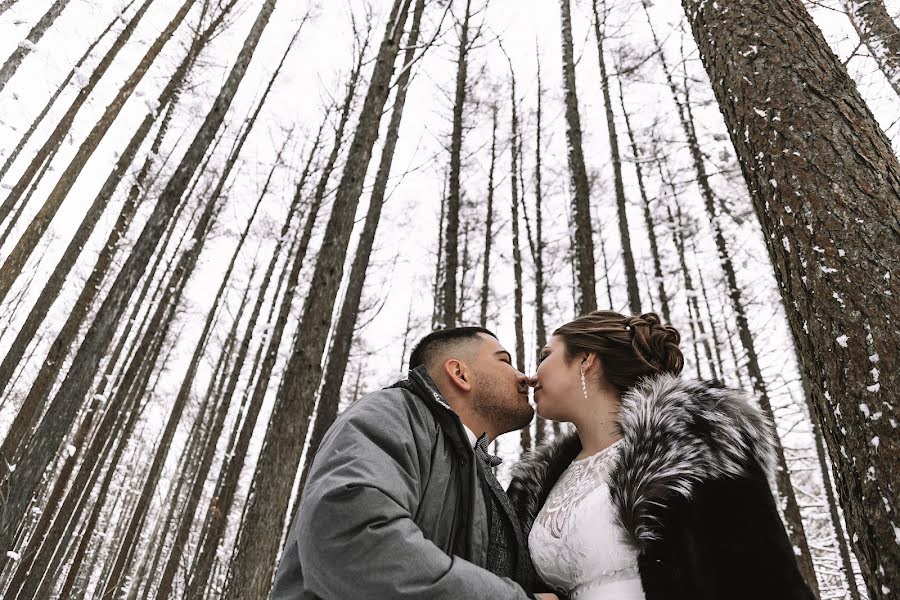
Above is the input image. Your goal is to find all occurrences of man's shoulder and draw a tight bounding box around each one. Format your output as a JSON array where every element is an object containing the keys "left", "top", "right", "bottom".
[{"left": 336, "top": 383, "right": 438, "bottom": 432}]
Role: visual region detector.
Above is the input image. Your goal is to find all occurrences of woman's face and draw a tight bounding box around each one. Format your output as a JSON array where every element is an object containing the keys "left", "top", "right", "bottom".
[{"left": 531, "top": 335, "right": 582, "bottom": 423}]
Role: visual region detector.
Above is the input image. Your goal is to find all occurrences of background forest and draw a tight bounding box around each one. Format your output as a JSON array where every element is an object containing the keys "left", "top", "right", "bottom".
[{"left": 0, "top": 0, "right": 896, "bottom": 598}]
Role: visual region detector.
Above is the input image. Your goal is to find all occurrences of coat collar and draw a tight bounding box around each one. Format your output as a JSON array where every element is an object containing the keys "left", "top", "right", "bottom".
[
  {"left": 507, "top": 373, "right": 776, "bottom": 552},
  {"left": 389, "top": 366, "right": 473, "bottom": 459}
]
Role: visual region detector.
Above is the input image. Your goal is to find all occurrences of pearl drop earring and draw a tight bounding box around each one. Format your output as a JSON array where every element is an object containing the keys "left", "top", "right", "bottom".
[{"left": 580, "top": 366, "right": 588, "bottom": 401}]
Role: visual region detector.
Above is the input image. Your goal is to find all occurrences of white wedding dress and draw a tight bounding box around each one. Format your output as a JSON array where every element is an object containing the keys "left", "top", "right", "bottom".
[{"left": 529, "top": 439, "right": 646, "bottom": 600}]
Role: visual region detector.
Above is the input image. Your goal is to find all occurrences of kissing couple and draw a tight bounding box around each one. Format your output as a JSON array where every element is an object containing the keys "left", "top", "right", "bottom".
[{"left": 271, "top": 310, "right": 815, "bottom": 600}]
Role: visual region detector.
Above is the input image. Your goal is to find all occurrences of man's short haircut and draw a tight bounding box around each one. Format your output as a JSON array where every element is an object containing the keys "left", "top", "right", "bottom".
[{"left": 408, "top": 326, "right": 497, "bottom": 371}]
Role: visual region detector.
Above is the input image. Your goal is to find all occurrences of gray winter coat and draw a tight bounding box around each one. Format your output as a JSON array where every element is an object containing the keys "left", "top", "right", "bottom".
[{"left": 270, "top": 366, "right": 536, "bottom": 599}]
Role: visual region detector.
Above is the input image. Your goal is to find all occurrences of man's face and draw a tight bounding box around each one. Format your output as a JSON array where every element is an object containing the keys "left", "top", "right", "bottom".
[{"left": 469, "top": 334, "right": 534, "bottom": 436}]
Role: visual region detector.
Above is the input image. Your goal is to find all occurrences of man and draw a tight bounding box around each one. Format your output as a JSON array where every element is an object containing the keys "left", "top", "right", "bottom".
[{"left": 271, "top": 327, "right": 558, "bottom": 599}]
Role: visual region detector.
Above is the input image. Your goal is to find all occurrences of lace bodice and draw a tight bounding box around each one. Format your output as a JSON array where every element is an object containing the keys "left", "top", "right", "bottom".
[{"left": 529, "top": 439, "right": 645, "bottom": 600}]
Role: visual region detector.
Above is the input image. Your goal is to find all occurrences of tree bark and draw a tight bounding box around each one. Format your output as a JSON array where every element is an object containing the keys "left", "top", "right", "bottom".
[
  {"left": 0, "top": 0, "right": 72, "bottom": 93},
  {"left": 591, "top": 0, "right": 640, "bottom": 314},
  {"left": 0, "top": 0, "right": 278, "bottom": 562},
  {"left": 559, "top": 0, "right": 597, "bottom": 314},
  {"left": 224, "top": 2, "right": 411, "bottom": 596},
  {"left": 680, "top": 1, "right": 899, "bottom": 596}
]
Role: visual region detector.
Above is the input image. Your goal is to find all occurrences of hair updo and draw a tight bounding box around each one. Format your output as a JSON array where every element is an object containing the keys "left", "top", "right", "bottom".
[{"left": 553, "top": 310, "right": 684, "bottom": 393}]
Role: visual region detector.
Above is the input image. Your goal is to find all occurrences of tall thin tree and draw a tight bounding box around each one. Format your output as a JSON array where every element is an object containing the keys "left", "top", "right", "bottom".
[
  {"left": 442, "top": 0, "right": 473, "bottom": 328},
  {"left": 559, "top": 0, "right": 597, "bottom": 313}
]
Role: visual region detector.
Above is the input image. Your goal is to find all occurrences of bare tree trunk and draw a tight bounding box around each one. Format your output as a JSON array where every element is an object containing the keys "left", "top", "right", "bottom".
[
  {"left": 224, "top": 3, "right": 411, "bottom": 596},
  {"left": 616, "top": 75, "right": 671, "bottom": 323},
  {"left": 525, "top": 50, "right": 548, "bottom": 446},
  {"left": 442, "top": 0, "right": 473, "bottom": 328},
  {"left": 0, "top": 0, "right": 279, "bottom": 563},
  {"left": 479, "top": 104, "right": 497, "bottom": 328},
  {"left": 689, "top": 236, "right": 726, "bottom": 380},
  {"left": 0, "top": 0, "right": 155, "bottom": 229},
  {"left": 559, "top": 0, "right": 597, "bottom": 314},
  {"left": 0, "top": 0, "right": 198, "bottom": 304},
  {"left": 842, "top": 0, "right": 900, "bottom": 98},
  {"left": 591, "top": 0, "right": 640, "bottom": 314},
  {"left": 299, "top": 0, "right": 425, "bottom": 497},
  {"left": 432, "top": 171, "right": 447, "bottom": 328},
  {"left": 681, "top": 1, "right": 899, "bottom": 596},
  {"left": 504, "top": 55, "right": 530, "bottom": 455},
  {"left": 0, "top": 0, "right": 72, "bottom": 93}
]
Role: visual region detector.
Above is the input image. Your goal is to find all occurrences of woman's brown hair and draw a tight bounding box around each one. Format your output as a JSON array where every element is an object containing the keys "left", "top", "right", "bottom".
[{"left": 553, "top": 310, "right": 684, "bottom": 392}]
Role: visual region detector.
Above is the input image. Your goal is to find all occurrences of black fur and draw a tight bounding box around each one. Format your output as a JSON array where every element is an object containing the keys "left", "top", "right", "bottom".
[{"left": 507, "top": 374, "right": 815, "bottom": 600}]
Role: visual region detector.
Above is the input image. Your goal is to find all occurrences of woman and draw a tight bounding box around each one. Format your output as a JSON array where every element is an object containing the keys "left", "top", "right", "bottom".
[{"left": 509, "top": 310, "right": 815, "bottom": 600}]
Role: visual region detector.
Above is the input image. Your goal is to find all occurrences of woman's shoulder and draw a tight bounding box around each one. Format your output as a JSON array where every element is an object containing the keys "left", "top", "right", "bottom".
[{"left": 611, "top": 373, "right": 778, "bottom": 550}]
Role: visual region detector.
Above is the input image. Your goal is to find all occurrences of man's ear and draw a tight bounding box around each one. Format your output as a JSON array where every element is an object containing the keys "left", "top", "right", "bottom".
[{"left": 443, "top": 358, "right": 473, "bottom": 392}]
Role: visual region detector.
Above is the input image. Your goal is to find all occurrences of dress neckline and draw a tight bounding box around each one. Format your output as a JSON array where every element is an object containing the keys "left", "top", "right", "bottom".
[{"left": 572, "top": 437, "right": 622, "bottom": 464}]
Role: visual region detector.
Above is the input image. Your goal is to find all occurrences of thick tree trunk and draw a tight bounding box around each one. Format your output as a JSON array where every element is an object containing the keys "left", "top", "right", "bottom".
[
  {"left": 0, "top": 0, "right": 278, "bottom": 562},
  {"left": 0, "top": 0, "right": 72, "bottom": 93},
  {"left": 591, "top": 0, "right": 640, "bottom": 314},
  {"left": 224, "top": 3, "right": 410, "bottom": 596},
  {"left": 299, "top": 0, "right": 425, "bottom": 495},
  {"left": 442, "top": 0, "right": 472, "bottom": 328},
  {"left": 0, "top": 0, "right": 197, "bottom": 304},
  {"left": 681, "top": 1, "right": 899, "bottom": 596},
  {"left": 559, "top": 0, "right": 597, "bottom": 314}
]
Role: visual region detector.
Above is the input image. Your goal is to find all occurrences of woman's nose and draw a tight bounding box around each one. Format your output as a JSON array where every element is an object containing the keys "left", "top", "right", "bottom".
[{"left": 527, "top": 374, "right": 539, "bottom": 388}]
